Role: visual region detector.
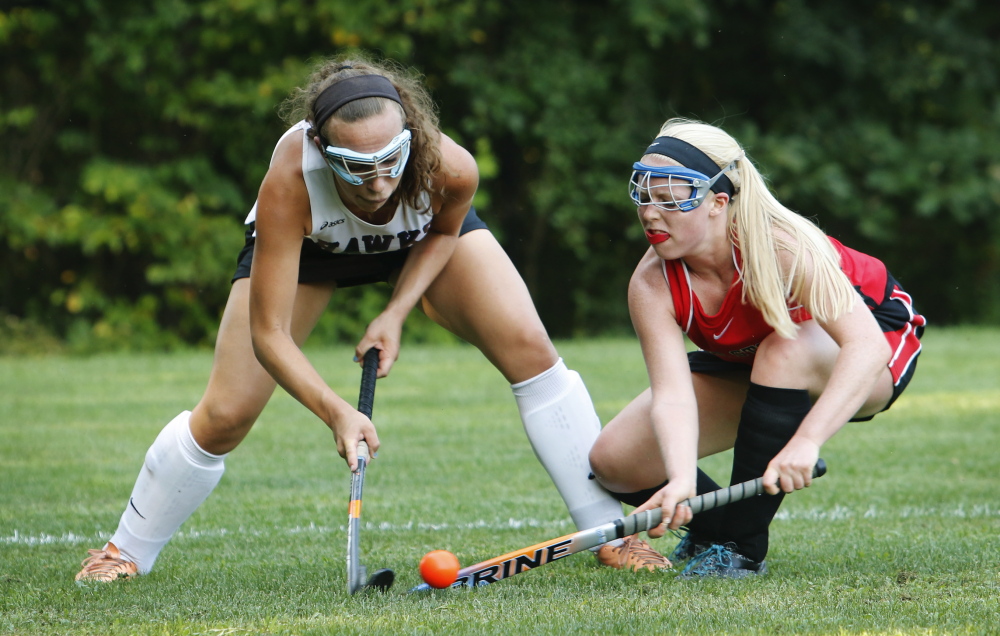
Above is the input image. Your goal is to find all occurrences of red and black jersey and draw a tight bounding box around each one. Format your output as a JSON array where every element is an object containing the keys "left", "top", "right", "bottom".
[{"left": 661, "top": 237, "right": 925, "bottom": 385}]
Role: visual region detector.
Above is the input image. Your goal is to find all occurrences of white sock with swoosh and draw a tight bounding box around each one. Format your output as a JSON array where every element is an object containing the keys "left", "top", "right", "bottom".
[{"left": 108, "top": 411, "right": 226, "bottom": 573}]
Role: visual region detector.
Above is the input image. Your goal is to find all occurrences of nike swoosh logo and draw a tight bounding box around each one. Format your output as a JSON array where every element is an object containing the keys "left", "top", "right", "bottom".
[
  {"left": 713, "top": 318, "right": 734, "bottom": 340},
  {"left": 129, "top": 498, "right": 146, "bottom": 519}
]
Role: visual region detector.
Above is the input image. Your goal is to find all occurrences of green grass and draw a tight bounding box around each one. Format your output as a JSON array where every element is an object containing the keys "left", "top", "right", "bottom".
[{"left": 1, "top": 328, "right": 998, "bottom": 635}]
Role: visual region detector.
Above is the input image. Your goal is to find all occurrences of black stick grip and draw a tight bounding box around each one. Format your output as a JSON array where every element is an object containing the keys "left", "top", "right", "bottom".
[
  {"left": 686, "top": 459, "right": 828, "bottom": 514},
  {"left": 357, "top": 348, "right": 379, "bottom": 418}
]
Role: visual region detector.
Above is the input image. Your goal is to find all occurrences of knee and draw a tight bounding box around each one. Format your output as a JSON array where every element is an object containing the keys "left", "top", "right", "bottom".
[
  {"left": 190, "top": 401, "right": 257, "bottom": 454},
  {"left": 515, "top": 322, "right": 558, "bottom": 365},
  {"left": 493, "top": 323, "right": 559, "bottom": 383},
  {"left": 754, "top": 332, "right": 803, "bottom": 368},
  {"left": 752, "top": 328, "right": 835, "bottom": 389},
  {"left": 587, "top": 438, "right": 642, "bottom": 494},
  {"left": 587, "top": 435, "right": 614, "bottom": 486}
]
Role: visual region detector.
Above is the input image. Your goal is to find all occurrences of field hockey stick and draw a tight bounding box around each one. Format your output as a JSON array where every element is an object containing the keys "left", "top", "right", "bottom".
[
  {"left": 410, "top": 459, "right": 826, "bottom": 591},
  {"left": 346, "top": 348, "right": 395, "bottom": 594}
]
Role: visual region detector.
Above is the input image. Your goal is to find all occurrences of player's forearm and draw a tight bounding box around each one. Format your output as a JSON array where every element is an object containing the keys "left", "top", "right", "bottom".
[
  {"left": 384, "top": 231, "right": 459, "bottom": 318},
  {"left": 650, "top": 399, "right": 700, "bottom": 486},
  {"left": 251, "top": 327, "right": 355, "bottom": 429}
]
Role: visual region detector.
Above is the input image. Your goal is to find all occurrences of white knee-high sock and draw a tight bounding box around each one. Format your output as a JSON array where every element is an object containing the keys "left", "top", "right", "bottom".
[
  {"left": 108, "top": 411, "right": 226, "bottom": 573},
  {"left": 512, "top": 359, "right": 624, "bottom": 532}
]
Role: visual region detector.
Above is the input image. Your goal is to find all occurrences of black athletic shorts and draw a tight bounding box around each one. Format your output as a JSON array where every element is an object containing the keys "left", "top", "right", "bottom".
[
  {"left": 232, "top": 207, "right": 489, "bottom": 288},
  {"left": 687, "top": 349, "right": 917, "bottom": 422}
]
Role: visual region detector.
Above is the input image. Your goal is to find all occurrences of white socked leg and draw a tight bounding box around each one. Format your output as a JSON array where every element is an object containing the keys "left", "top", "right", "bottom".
[
  {"left": 512, "top": 359, "right": 624, "bottom": 531},
  {"left": 108, "top": 411, "right": 226, "bottom": 573}
]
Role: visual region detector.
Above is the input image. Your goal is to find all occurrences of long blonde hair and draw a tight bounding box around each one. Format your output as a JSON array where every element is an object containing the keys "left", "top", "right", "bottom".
[
  {"left": 656, "top": 118, "right": 856, "bottom": 337},
  {"left": 280, "top": 52, "right": 442, "bottom": 208}
]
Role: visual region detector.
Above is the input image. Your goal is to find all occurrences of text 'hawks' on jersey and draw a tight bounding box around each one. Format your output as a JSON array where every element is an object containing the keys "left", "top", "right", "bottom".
[{"left": 244, "top": 120, "right": 436, "bottom": 255}]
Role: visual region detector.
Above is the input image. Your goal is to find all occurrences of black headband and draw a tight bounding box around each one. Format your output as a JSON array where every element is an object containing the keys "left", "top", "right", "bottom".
[
  {"left": 313, "top": 75, "right": 403, "bottom": 134},
  {"left": 643, "top": 136, "right": 735, "bottom": 197}
]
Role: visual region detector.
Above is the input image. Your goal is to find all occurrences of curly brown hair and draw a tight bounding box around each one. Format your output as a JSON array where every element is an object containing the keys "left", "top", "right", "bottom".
[{"left": 279, "top": 52, "right": 443, "bottom": 209}]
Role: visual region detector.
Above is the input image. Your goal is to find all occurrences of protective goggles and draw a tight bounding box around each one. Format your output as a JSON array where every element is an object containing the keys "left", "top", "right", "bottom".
[
  {"left": 321, "top": 129, "right": 411, "bottom": 185},
  {"left": 629, "top": 160, "right": 737, "bottom": 212}
]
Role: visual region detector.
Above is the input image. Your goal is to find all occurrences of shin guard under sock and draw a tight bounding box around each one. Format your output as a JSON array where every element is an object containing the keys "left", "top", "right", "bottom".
[
  {"left": 108, "top": 411, "right": 227, "bottom": 572},
  {"left": 724, "top": 383, "right": 811, "bottom": 562},
  {"left": 513, "top": 359, "right": 625, "bottom": 532}
]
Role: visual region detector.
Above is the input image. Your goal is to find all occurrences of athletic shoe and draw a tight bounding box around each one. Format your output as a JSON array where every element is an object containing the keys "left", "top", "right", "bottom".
[
  {"left": 74, "top": 542, "right": 138, "bottom": 584},
  {"left": 596, "top": 535, "right": 672, "bottom": 572},
  {"left": 679, "top": 542, "right": 767, "bottom": 579},
  {"left": 668, "top": 530, "right": 710, "bottom": 563}
]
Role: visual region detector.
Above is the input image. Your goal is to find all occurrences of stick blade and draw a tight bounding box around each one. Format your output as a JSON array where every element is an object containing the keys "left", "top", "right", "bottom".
[{"left": 363, "top": 568, "right": 395, "bottom": 592}]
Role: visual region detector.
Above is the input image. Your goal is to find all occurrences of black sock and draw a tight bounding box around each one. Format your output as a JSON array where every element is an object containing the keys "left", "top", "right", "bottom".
[
  {"left": 724, "top": 382, "right": 812, "bottom": 562},
  {"left": 684, "top": 468, "right": 725, "bottom": 543}
]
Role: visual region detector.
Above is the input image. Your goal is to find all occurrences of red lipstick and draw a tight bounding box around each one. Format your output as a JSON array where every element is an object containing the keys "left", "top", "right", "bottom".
[{"left": 645, "top": 230, "right": 669, "bottom": 245}]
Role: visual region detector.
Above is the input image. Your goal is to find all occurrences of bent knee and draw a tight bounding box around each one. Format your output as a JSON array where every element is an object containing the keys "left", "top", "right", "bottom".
[
  {"left": 587, "top": 448, "right": 643, "bottom": 494},
  {"left": 190, "top": 402, "right": 259, "bottom": 454},
  {"left": 509, "top": 323, "right": 558, "bottom": 364},
  {"left": 587, "top": 435, "right": 618, "bottom": 486},
  {"left": 752, "top": 326, "right": 838, "bottom": 389},
  {"left": 490, "top": 324, "right": 558, "bottom": 382}
]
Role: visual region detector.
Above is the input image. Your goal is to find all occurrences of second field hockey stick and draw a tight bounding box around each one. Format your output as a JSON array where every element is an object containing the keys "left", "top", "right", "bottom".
[
  {"left": 410, "top": 459, "right": 826, "bottom": 591},
  {"left": 346, "top": 348, "right": 395, "bottom": 594}
]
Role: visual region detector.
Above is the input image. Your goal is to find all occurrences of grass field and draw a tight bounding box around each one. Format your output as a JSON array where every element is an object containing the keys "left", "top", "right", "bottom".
[{"left": 2, "top": 327, "right": 998, "bottom": 635}]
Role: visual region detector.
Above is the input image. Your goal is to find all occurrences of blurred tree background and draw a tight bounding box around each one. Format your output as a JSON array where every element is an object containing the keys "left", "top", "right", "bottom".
[{"left": 2, "top": 0, "right": 998, "bottom": 353}]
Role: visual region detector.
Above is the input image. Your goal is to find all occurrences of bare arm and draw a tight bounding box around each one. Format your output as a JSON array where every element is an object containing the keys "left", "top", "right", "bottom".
[
  {"left": 249, "top": 133, "right": 378, "bottom": 471},
  {"left": 764, "top": 250, "right": 891, "bottom": 493},
  {"left": 802, "top": 294, "right": 891, "bottom": 443},
  {"left": 356, "top": 133, "right": 479, "bottom": 377},
  {"left": 627, "top": 250, "right": 700, "bottom": 534}
]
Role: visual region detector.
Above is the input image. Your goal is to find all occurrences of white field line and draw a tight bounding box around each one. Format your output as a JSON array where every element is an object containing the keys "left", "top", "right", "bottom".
[
  {"left": 774, "top": 503, "right": 1000, "bottom": 521},
  {"left": 5, "top": 505, "right": 999, "bottom": 547},
  {"left": 1, "top": 517, "right": 574, "bottom": 547}
]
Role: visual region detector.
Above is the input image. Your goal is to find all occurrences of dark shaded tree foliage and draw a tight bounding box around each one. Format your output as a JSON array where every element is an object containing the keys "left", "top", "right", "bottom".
[{"left": 2, "top": 0, "right": 998, "bottom": 352}]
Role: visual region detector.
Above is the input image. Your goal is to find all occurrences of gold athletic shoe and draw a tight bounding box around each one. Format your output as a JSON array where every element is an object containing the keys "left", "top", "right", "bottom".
[
  {"left": 75, "top": 542, "right": 138, "bottom": 584},
  {"left": 596, "top": 535, "right": 672, "bottom": 572}
]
